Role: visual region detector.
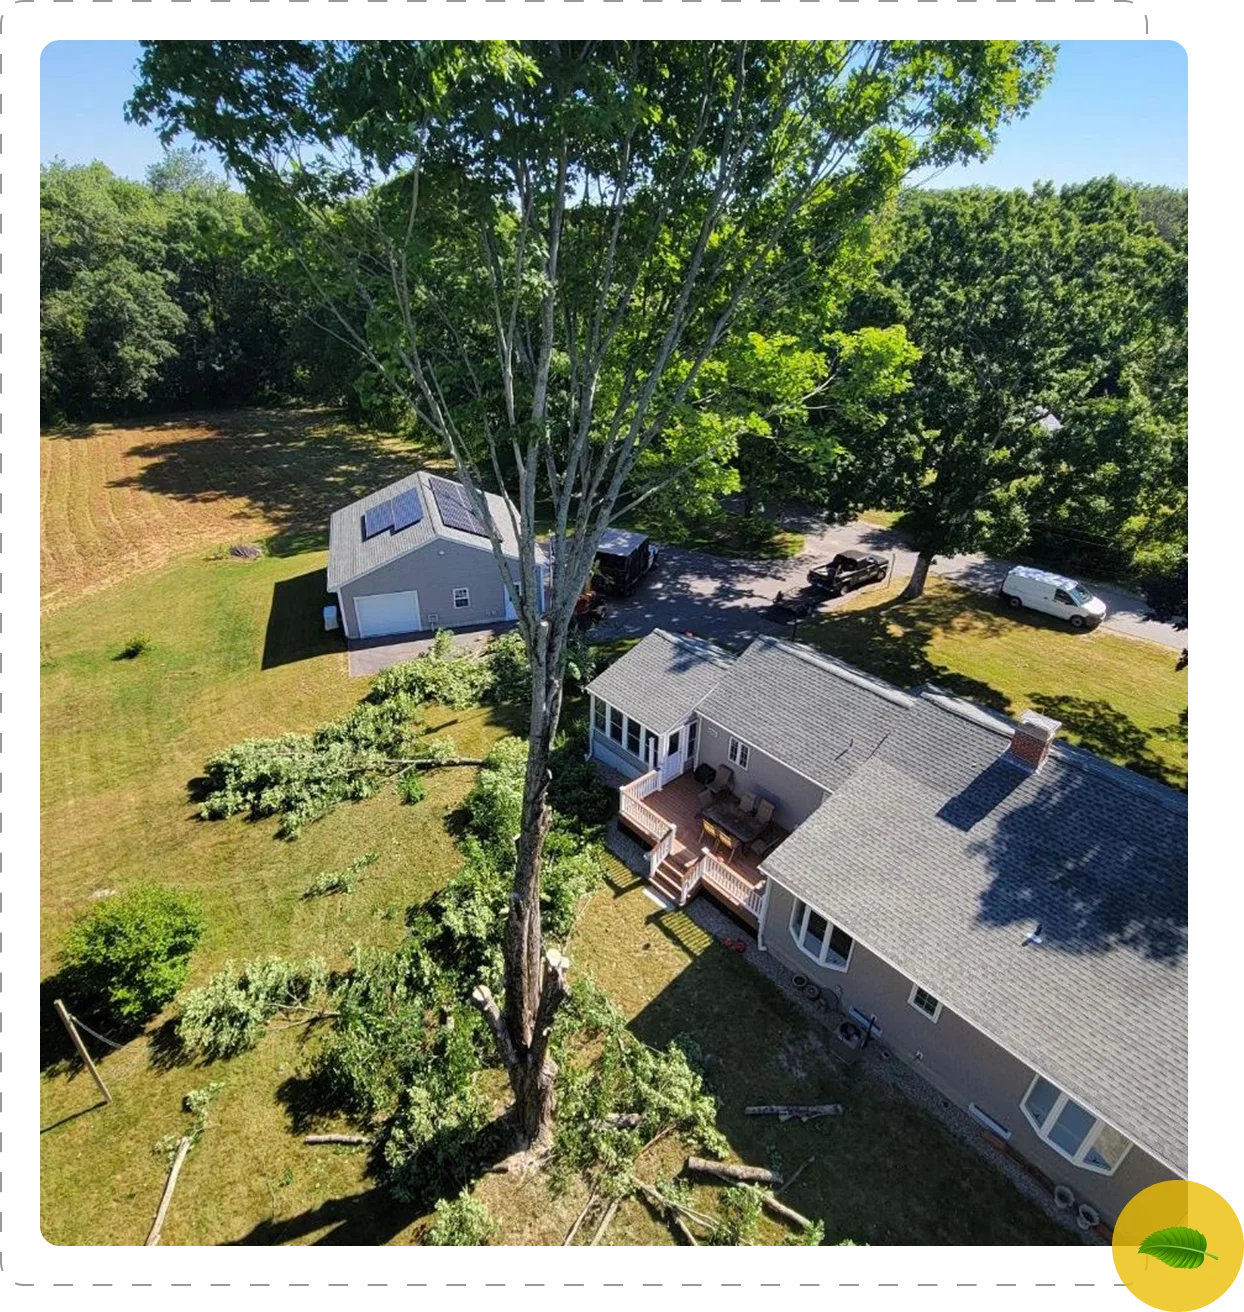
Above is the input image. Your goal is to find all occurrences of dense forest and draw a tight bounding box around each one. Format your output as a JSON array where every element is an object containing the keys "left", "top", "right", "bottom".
[{"left": 40, "top": 151, "right": 1186, "bottom": 588}]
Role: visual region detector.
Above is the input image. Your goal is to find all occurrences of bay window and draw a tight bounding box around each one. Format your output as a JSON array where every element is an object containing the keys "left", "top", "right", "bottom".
[
  {"left": 1020, "top": 1075, "right": 1132, "bottom": 1175},
  {"left": 789, "top": 898, "right": 853, "bottom": 971}
]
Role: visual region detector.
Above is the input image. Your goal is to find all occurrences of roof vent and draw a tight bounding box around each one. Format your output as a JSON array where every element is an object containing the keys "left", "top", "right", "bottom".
[{"left": 1007, "top": 710, "right": 1061, "bottom": 773}]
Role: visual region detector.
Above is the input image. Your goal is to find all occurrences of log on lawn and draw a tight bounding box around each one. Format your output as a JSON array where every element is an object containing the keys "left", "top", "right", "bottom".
[
  {"left": 146, "top": 1136, "right": 192, "bottom": 1246},
  {"left": 593, "top": 1112, "right": 643, "bottom": 1130},
  {"left": 685, "top": 1156, "right": 782, "bottom": 1186},
  {"left": 304, "top": 1133, "right": 372, "bottom": 1146},
  {"left": 761, "top": 1192, "right": 814, "bottom": 1230},
  {"left": 745, "top": 1104, "right": 843, "bottom": 1119}
]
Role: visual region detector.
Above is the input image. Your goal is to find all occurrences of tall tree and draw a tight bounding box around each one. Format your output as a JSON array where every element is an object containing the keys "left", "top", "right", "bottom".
[
  {"left": 131, "top": 39, "right": 1052, "bottom": 1149},
  {"left": 823, "top": 179, "right": 1186, "bottom": 597}
]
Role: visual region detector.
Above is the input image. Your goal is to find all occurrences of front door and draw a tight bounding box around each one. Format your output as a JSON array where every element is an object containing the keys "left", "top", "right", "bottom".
[{"left": 660, "top": 727, "right": 684, "bottom": 785}]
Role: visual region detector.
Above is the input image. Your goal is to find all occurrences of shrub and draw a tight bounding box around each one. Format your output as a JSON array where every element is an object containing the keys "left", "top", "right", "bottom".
[
  {"left": 59, "top": 885, "right": 204, "bottom": 1028},
  {"left": 462, "top": 738, "right": 529, "bottom": 855},
  {"left": 116, "top": 634, "right": 152, "bottom": 660},
  {"left": 303, "top": 853, "right": 379, "bottom": 898},
  {"left": 177, "top": 956, "right": 328, "bottom": 1059},
  {"left": 398, "top": 772, "right": 427, "bottom": 806},
  {"left": 713, "top": 1185, "right": 764, "bottom": 1245},
  {"left": 425, "top": 1192, "right": 498, "bottom": 1246}
]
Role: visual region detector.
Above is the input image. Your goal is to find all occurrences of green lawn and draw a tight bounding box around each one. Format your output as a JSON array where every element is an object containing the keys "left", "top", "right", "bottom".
[
  {"left": 800, "top": 574, "right": 1187, "bottom": 789},
  {"left": 40, "top": 547, "right": 512, "bottom": 1245}
]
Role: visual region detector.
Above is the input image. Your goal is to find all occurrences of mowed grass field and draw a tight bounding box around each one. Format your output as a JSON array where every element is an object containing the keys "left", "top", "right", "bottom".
[{"left": 40, "top": 409, "right": 430, "bottom": 612}]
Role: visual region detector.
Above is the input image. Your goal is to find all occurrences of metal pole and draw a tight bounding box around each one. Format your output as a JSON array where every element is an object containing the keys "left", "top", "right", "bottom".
[{"left": 53, "top": 998, "right": 113, "bottom": 1105}]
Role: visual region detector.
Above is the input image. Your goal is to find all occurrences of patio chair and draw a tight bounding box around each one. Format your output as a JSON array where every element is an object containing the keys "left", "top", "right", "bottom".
[
  {"left": 748, "top": 830, "right": 778, "bottom": 859},
  {"left": 709, "top": 764, "right": 734, "bottom": 795},
  {"left": 754, "top": 798, "right": 775, "bottom": 827},
  {"left": 701, "top": 818, "right": 719, "bottom": 847},
  {"left": 738, "top": 791, "right": 756, "bottom": 814},
  {"left": 696, "top": 787, "right": 714, "bottom": 815}
]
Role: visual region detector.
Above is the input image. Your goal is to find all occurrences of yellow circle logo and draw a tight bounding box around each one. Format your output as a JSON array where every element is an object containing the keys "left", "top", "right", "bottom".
[{"left": 1113, "top": 1181, "right": 1243, "bottom": 1310}]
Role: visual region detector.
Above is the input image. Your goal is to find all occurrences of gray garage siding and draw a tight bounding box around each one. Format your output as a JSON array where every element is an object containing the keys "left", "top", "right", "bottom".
[
  {"left": 339, "top": 538, "right": 520, "bottom": 638},
  {"left": 761, "top": 879, "right": 1176, "bottom": 1224},
  {"left": 695, "top": 714, "right": 828, "bottom": 832}
]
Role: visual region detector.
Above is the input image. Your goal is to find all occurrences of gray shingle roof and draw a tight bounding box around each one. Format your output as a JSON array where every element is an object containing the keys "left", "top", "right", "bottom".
[
  {"left": 762, "top": 690, "right": 1188, "bottom": 1174},
  {"left": 327, "top": 471, "right": 526, "bottom": 592},
  {"left": 585, "top": 629, "right": 736, "bottom": 736},
  {"left": 697, "top": 637, "right": 913, "bottom": 790}
]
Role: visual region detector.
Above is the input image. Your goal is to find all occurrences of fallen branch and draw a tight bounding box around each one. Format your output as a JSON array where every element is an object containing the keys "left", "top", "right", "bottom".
[
  {"left": 563, "top": 1190, "right": 599, "bottom": 1246},
  {"left": 686, "top": 1156, "right": 782, "bottom": 1186},
  {"left": 632, "top": 1180, "right": 717, "bottom": 1232},
  {"left": 745, "top": 1104, "right": 842, "bottom": 1122},
  {"left": 146, "top": 1136, "right": 192, "bottom": 1246},
  {"left": 673, "top": 1215, "right": 700, "bottom": 1246},
  {"left": 589, "top": 1198, "right": 621, "bottom": 1246},
  {"left": 761, "top": 1192, "right": 813, "bottom": 1231},
  {"left": 775, "top": 1156, "right": 814, "bottom": 1196},
  {"left": 303, "top": 1133, "right": 372, "bottom": 1146}
]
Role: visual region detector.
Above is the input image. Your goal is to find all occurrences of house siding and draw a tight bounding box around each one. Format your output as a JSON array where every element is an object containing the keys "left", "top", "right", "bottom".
[
  {"left": 338, "top": 539, "right": 519, "bottom": 638},
  {"left": 695, "top": 714, "right": 828, "bottom": 831},
  {"left": 762, "top": 879, "right": 1177, "bottom": 1224},
  {"left": 590, "top": 727, "right": 650, "bottom": 780}
]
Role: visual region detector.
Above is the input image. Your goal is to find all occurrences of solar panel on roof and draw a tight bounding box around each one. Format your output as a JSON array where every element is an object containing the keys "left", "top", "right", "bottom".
[
  {"left": 362, "top": 500, "right": 395, "bottom": 539},
  {"left": 428, "top": 475, "right": 488, "bottom": 537},
  {"left": 391, "top": 487, "right": 424, "bottom": 532}
]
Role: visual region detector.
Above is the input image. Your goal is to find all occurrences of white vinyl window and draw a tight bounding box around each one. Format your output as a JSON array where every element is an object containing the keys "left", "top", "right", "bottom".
[
  {"left": 1020, "top": 1075, "right": 1132, "bottom": 1175},
  {"left": 789, "top": 898, "right": 853, "bottom": 971},
  {"left": 608, "top": 705, "right": 623, "bottom": 744},
  {"left": 626, "top": 717, "right": 642, "bottom": 757},
  {"left": 907, "top": 984, "right": 942, "bottom": 1022},
  {"left": 593, "top": 699, "right": 607, "bottom": 733},
  {"left": 728, "top": 737, "right": 751, "bottom": 770},
  {"left": 452, "top": 587, "right": 471, "bottom": 609}
]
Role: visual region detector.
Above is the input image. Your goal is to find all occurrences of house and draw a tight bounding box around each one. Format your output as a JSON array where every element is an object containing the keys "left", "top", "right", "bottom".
[
  {"left": 327, "top": 471, "right": 546, "bottom": 639},
  {"left": 585, "top": 630, "right": 1187, "bottom": 1225}
]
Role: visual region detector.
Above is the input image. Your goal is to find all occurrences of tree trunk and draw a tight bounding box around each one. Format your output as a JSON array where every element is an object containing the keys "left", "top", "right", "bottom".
[
  {"left": 472, "top": 622, "right": 573, "bottom": 1153},
  {"left": 896, "top": 551, "right": 933, "bottom": 602}
]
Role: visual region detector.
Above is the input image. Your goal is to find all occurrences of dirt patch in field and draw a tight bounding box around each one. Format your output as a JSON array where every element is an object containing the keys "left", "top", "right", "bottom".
[{"left": 41, "top": 409, "right": 432, "bottom": 611}]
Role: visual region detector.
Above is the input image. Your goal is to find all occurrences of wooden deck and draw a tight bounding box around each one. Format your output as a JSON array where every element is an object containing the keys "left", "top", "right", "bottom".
[{"left": 617, "top": 772, "right": 787, "bottom": 927}]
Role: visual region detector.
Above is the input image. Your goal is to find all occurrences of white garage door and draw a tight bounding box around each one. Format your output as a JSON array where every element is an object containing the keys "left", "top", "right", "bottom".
[{"left": 355, "top": 590, "right": 422, "bottom": 638}]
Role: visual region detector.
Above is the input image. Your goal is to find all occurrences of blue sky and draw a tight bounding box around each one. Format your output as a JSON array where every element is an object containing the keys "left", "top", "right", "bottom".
[{"left": 41, "top": 40, "right": 1187, "bottom": 190}]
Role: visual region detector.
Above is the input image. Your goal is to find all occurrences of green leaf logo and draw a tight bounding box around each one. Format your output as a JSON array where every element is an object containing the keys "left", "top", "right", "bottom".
[{"left": 1139, "top": 1225, "right": 1220, "bottom": 1270}]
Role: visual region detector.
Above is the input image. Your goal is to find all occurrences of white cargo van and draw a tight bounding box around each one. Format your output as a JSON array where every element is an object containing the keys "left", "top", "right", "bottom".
[{"left": 1000, "top": 566, "right": 1107, "bottom": 630}]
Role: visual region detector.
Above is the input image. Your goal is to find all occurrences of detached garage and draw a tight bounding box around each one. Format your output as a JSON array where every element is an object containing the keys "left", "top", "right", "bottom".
[{"left": 327, "top": 471, "right": 546, "bottom": 640}]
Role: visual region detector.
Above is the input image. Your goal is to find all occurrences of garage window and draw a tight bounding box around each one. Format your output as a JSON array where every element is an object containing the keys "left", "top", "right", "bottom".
[{"left": 453, "top": 587, "right": 471, "bottom": 609}]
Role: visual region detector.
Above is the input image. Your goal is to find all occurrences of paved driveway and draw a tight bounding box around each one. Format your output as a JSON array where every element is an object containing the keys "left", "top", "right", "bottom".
[{"left": 594, "top": 515, "right": 1186, "bottom": 651}]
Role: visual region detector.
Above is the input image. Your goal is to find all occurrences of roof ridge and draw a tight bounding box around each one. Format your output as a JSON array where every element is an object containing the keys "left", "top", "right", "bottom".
[
  {"left": 755, "top": 636, "right": 916, "bottom": 708},
  {"left": 653, "top": 628, "right": 737, "bottom": 668},
  {"left": 916, "top": 686, "right": 1188, "bottom": 815}
]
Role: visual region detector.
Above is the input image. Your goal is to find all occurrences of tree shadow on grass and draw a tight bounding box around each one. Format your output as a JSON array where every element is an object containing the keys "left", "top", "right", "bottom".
[
  {"left": 1027, "top": 693, "right": 1185, "bottom": 789},
  {"left": 801, "top": 588, "right": 1011, "bottom": 710},
  {"left": 70, "top": 408, "right": 438, "bottom": 557},
  {"left": 262, "top": 568, "right": 342, "bottom": 669}
]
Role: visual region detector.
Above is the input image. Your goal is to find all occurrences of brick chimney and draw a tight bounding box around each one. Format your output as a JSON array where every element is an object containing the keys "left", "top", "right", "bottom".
[{"left": 1007, "top": 710, "right": 1061, "bottom": 772}]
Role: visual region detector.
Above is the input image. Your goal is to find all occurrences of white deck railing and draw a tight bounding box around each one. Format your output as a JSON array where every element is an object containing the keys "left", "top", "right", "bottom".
[
  {"left": 695, "top": 849, "right": 765, "bottom": 921},
  {"left": 622, "top": 769, "right": 663, "bottom": 802}
]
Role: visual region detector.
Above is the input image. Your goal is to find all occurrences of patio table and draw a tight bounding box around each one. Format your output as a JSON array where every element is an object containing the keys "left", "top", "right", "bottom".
[{"left": 705, "top": 798, "right": 766, "bottom": 846}]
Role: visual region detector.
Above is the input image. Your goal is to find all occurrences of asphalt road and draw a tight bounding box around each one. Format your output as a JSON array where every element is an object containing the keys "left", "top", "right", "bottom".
[{"left": 594, "top": 514, "right": 1186, "bottom": 651}]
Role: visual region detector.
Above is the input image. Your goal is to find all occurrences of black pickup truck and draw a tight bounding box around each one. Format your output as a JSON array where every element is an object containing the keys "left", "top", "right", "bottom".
[{"left": 806, "top": 550, "right": 889, "bottom": 598}]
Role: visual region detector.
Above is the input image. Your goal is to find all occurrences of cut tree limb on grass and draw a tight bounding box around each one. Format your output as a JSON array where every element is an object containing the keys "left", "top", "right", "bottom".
[
  {"left": 146, "top": 1136, "right": 192, "bottom": 1245},
  {"left": 761, "top": 1193, "right": 814, "bottom": 1231},
  {"left": 686, "top": 1157, "right": 782, "bottom": 1186},
  {"left": 589, "top": 1198, "right": 621, "bottom": 1246},
  {"left": 746, "top": 1104, "right": 842, "bottom": 1121},
  {"left": 673, "top": 1216, "right": 700, "bottom": 1246},
  {"left": 303, "top": 1134, "right": 372, "bottom": 1146},
  {"left": 563, "top": 1191, "right": 599, "bottom": 1246},
  {"left": 632, "top": 1181, "right": 717, "bottom": 1232},
  {"left": 775, "top": 1157, "right": 814, "bottom": 1195}
]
